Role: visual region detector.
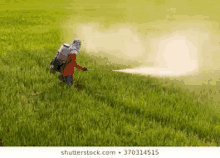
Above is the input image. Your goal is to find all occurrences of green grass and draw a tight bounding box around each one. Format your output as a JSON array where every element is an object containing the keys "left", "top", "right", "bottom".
[{"left": 0, "top": 0, "right": 220, "bottom": 146}]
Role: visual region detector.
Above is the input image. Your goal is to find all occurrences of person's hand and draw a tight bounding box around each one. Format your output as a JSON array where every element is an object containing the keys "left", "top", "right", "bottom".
[{"left": 82, "top": 67, "right": 87, "bottom": 71}]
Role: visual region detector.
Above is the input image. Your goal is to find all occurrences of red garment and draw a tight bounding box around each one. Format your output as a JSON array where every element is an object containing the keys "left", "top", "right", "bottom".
[{"left": 62, "top": 54, "right": 83, "bottom": 77}]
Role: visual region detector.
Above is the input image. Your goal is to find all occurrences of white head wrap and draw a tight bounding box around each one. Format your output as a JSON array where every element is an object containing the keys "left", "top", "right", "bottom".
[{"left": 69, "top": 39, "right": 81, "bottom": 54}]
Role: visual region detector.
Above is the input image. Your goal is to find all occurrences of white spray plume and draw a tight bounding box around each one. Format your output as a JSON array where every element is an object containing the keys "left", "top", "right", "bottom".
[{"left": 60, "top": 20, "right": 220, "bottom": 80}]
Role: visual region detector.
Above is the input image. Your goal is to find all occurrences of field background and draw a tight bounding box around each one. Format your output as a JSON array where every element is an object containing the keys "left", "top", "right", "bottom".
[{"left": 0, "top": 0, "right": 220, "bottom": 146}]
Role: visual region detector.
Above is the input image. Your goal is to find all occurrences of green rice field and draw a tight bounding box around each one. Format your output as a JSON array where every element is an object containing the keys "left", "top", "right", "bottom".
[{"left": 0, "top": 0, "right": 220, "bottom": 146}]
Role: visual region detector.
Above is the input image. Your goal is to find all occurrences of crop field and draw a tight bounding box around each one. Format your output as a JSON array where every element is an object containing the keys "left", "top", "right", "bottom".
[{"left": 0, "top": 0, "right": 220, "bottom": 146}]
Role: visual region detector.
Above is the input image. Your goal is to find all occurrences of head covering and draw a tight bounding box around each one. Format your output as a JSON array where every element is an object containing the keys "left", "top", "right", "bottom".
[
  {"left": 73, "top": 39, "right": 81, "bottom": 51},
  {"left": 68, "top": 39, "right": 81, "bottom": 54}
]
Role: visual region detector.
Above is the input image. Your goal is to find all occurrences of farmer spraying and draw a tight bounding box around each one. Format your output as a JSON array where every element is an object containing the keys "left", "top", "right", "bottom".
[{"left": 50, "top": 39, "right": 87, "bottom": 85}]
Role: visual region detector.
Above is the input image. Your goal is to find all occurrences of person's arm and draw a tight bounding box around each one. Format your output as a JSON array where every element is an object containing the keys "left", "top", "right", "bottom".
[
  {"left": 76, "top": 64, "right": 87, "bottom": 71},
  {"left": 68, "top": 54, "right": 86, "bottom": 70},
  {"left": 75, "top": 64, "right": 83, "bottom": 70}
]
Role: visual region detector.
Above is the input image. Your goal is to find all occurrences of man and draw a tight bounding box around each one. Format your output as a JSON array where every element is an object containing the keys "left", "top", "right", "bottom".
[
  {"left": 51, "top": 39, "right": 87, "bottom": 85},
  {"left": 62, "top": 39, "right": 87, "bottom": 86}
]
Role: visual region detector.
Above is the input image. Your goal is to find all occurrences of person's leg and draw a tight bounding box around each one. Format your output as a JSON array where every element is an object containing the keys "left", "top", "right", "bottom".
[
  {"left": 66, "top": 75, "right": 73, "bottom": 85},
  {"left": 58, "top": 74, "right": 64, "bottom": 82},
  {"left": 58, "top": 75, "right": 66, "bottom": 86}
]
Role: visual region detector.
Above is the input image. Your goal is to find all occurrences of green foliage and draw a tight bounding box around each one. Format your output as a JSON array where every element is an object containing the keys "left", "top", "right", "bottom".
[{"left": 0, "top": 0, "right": 220, "bottom": 146}]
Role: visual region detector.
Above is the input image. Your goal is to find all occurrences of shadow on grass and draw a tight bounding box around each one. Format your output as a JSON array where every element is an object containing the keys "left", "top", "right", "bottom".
[{"left": 73, "top": 80, "right": 85, "bottom": 90}]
